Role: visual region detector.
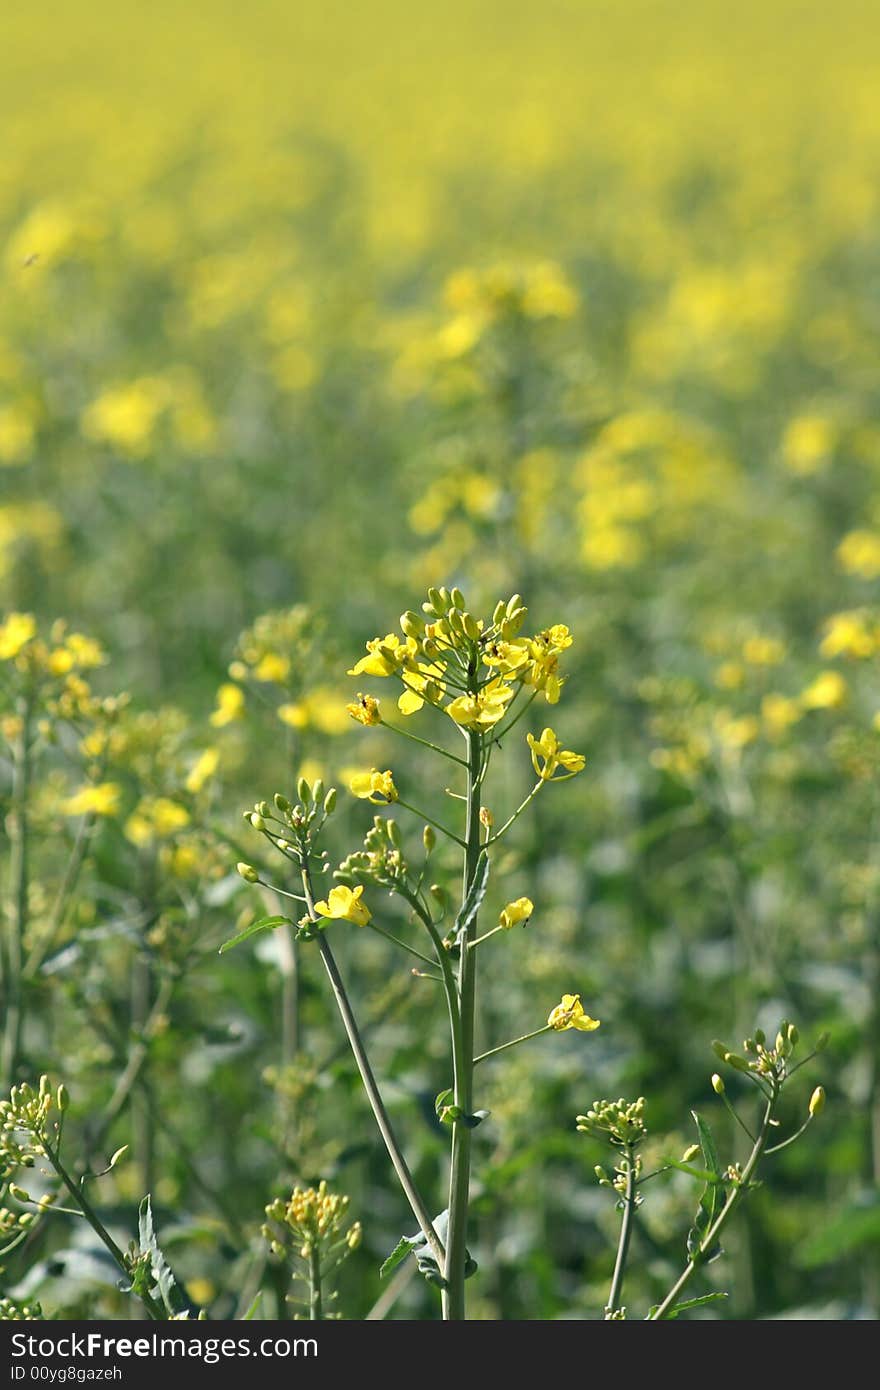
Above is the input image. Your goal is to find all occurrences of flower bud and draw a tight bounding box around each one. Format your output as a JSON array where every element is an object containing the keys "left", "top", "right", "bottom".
[
  {"left": 682, "top": 1144, "right": 701, "bottom": 1162},
  {"left": 39, "top": 1076, "right": 50, "bottom": 1099},
  {"left": 274, "top": 793, "right": 291, "bottom": 813},
  {"left": 312, "top": 778, "right": 324, "bottom": 804},
  {"left": 463, "top": 612, "right": 480, "bottom": 640},
  {"left": 430, "top": 883, "right": 447, "bottom": 906},
  {"left": 451, "top": 587, "right": 466, "bottom": 610},
  {"left": 400, "top": 611, "right": 425, "bottom": 639},
  {"left": 787, "top": 1023, "right": 799, "bottom": 1046},
  {"left": 249, "top": 814, "right": 266, "bottom": 831},
  {"left": 711, "top": 1073, "right": 725, "bottom": 1094},
  {"left": 711, "top": 1039, "right": 729, "bottom": 1060},
  {"left": 815, "top": 1030, "right": 831, "bottom": 1052},
  {"left": 237, "top": 862, "right": 259, "bottom": 883},
  {"left": 754, "top": 1028, "right": 765, "bottom": 1045},
  {"left": 809, "top": 1086, "right": 826, "bottom": 1117},
  {"left": 323, "top": 788, "right": 337, "bottom": 814},
  {"left": 56, "top": 1084, "right": 69, "bottom": 1112},
  {"left": 297, "top": 777, "right": 310, "bottom": 804},
  {"left": 423, "top": 826, "right": 436, "bottom": 853},
  {"left": 492, "top": 600, "right": 507, "bottom": 627},
  {"left": 724, "top": 1052, "right": 752, "bottom": 1073},
  {"left": 9, "top": 1185, "right": 31, "bottom": 1204},
  {"left": 257, "top": 801, "right": 271, "bottom": 817},
  {"left": 387, "top": 819, "right": 401, "bottom": 847}
]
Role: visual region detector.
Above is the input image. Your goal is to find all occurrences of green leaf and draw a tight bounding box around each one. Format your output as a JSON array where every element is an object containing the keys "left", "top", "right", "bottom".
[
  {"left": 686, "top": 1111, "right": 723, "bottom": 1264},
  {"left": 379, "top": 1234, "right": 419, "bottom": 1279},
  {"left": 242, "top": 1293, "right": 263, "bottom": 1319},
  {"left": 138, "top": 1195, "right": 188, "bottom": 1316},
  {"left": 454, "top": 851, "right": 490, "bottom": 943},
  {"left": 434, "top": 1088, "right": 454, "bottom": 1117},
  {"left": 218, "top": 915, "right": 291, "bottom": 954},
  {"left": 648, "top": 1292, "right": 728, "bottom": 1319}
]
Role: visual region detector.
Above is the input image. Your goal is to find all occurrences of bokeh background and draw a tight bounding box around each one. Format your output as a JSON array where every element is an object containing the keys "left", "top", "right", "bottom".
[{"left": 1, "top": 1, "right": 879, "bottom": 1318}]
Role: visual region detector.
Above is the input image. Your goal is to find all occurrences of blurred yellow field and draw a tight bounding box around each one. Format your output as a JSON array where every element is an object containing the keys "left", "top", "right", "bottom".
[{"left": 0, "top": 1, "right": 877, "bottom": 1324}]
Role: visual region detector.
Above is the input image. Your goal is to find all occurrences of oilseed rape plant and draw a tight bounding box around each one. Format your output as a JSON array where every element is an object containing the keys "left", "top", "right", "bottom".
[{"left": 231, "top": 588, "right": 596, "bottom": 1318}]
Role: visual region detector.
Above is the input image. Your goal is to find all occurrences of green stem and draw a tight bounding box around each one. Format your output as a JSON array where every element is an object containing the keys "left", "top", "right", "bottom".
[
  {"left": 308, "top": 1248, "right": 322, "bottom": 1320},
  {"left": 473, "top": 1025, "right": 551, "bottom": 1066},
  {"left": 650, "top": 1090, "right": 777, "bottom": 1319},
  {"left": 487, "top": 782, "right": 543, "bottom": 845},
  {"left": 381, "top": 719, "right": 468, "bottom": 767},
  {"left": 442, "top": 727, "right": 482, "bottom": 1319},
  {"left": 301, "top": 868, "right": 445, "bottom": 1271},
  {"left": 395, "top": 798, "right": 466, "bottom": 848},
  {"left": 43, "top": 1139, "right": 165, "bottom": 1321},
  {"left": 606, "top": 1145, "right": 637, "bottom": 1317},
  {"left": 366, "top": 919, "right": 438, "bottom": 967},
  {"left": 2, "top": 698, "right": 32, "bottom": 1090}
]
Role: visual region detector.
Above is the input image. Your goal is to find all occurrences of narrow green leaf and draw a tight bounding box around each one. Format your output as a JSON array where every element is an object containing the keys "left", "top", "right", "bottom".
[
  {"left": 454, "top": 851, "right": 490, "bottom": 943},
  {"left": 138, "top": 1195, "right": 188, "bottom": 1316},
  {"left": 687, "top": 1111, "right": 723, "bottom": 1263},
  {"left": 647, "top": 1292, "right": 728, "bottom": 1319},
  {"left": 379, "top": 1235, "right": 418, "bottom": 1279},
  {"left": 242, "top": 1293, "right": 263, "bottom": 1319},
  {"left": 218, "top": 915, "right": 291, "bottom": 954}
]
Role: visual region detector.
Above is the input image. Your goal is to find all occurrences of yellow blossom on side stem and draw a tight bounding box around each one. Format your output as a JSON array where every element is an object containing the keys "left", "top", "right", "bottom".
[
  {"left": 347, "top": 634, "right": 418, "bottom": 678},
  {"left": 349, "top": 768, "right": 398, "bottom": 804},
  {"left": 446, "top": 678, "right": 514, "bottom": 730},
  {"left": 527, "top": 727, "right": 586, "bottom": 780},
  {"left": 548, "top": 994, "right": 600, "bottom": 1032},
  {"left": 346, "top": 693, "right": 381, "bottom": 726},
  {"left": 314, "top": 884, "right": 371, "bottom": 926},
  {"left": 499, "top": 897, "right": 534, "bottom": 929}
]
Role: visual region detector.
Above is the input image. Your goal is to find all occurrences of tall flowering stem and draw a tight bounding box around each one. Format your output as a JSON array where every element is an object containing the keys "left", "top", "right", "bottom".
[
  {"left": 443, "top": 726, "right": 482, "bottom": 1319},
  {"left": 232, "top": 588, "right": 596, "bottom": 1319}
]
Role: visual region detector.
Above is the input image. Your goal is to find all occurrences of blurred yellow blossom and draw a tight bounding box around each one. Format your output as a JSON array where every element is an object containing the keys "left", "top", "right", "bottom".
[
  {"left": 210, "top": 683, "right": 245, "bottom": 727},
  {"left": 62, "top": 782, "right": 121, "bottom": 817},
  {"left": 800, "top": 671, "right": 848, "bottom": 710}
]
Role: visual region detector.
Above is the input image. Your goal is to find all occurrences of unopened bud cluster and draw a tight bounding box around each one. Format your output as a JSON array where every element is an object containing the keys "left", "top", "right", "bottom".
[
  {"left": 711, "top": 1020, "right": 814, "bottom": 1091},
  {"left": 577, "top": 1096, "right": 647, "bottom": 1147},
  {"left": 262, "top": 1181, "right": 361, "bottom": 1262},
  {"left": 0, "top": 1297, "right": 43, "bottom": 1320},
  {"left": 240, "top": 783, "right": 337, "bottom": 871},
  {"left": 336, "top": 816, "right": 410, "bottom": 891},
  {"left": 0, "top": 1078, "right": 59, "bottom": 1177}
]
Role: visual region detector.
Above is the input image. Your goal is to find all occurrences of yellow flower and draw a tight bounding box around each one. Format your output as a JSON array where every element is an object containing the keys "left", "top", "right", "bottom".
[
  {"left": 762, "top": 693, "right": 803, "bottom": 737},
  {"left": 210, "top": 683, "right": 244, "bottom": 727},
  {"left": 62, "top": 782, "right": 121, "bottom": 817},
  {"left": 314, "top": 884, "right": 371, "bottom": 926},
  {"left": 349, "top": 768, "right": 398, "bottom": 803},
  {"left": 348, "top": 634, "right": 418, "bottom": 678},
  {"left": 278, "top": 701, "right": 308, "bottom": 728},
  {"left": 520, "top": 626, "right": 572, "bottom": 703},
  {"left": 547, "top": 994, "right": 600, "bottom": 1032},
  {"left": 527, "top": 727, "right": 586, "bottom": 780},
  {"left": 819, "top": 610, "right": 878, "bottom": 660},
  {"left": 800, "top": 671, "right": 848, "bottom": 710},
  {"left": 482, "top": 639, "right": 529, "bottom": 674},
  {"left": 0, "top": 612, "right": 36, "bottom": 660},
  {"left": 397, "top": 664, "right": 446, "bottom": 716},
  {"left": 125, "top": 797, "right": 190, "bottom": 845},
  {"left": 346, "top": 693, "right": 381, "bottom": 726},
  {"left": 185, "top": 747, "right": 219, "bottom": 793},
  {"left": 838, "top": 530, "right": 880, "bottom": 579},
  {"left": 254, "top": 652, "right": 290, "bottom": 683},
  {"left": 446, "top": 678, "right": 514, "bottom": 730},
  {"left": 499, "top": 897, "right": 534, "bottom": 930}
]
